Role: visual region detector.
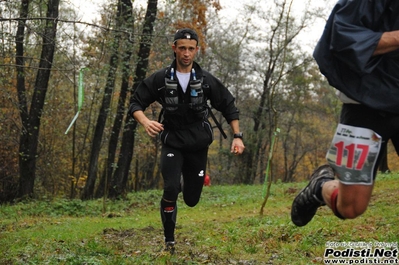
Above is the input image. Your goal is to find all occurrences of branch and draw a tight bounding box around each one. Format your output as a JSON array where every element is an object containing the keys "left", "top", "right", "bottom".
[{"left": 2, "top": 16, "right": 174, "bottom": 45}]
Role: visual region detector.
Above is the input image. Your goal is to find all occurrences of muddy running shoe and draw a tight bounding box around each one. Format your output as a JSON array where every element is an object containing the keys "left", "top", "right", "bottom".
[
  {"left": 291, "top": 165, "right": 334, "bottom": 227},
  {"left": 164, "top": 241, "right": 175, "bottom": 254}
]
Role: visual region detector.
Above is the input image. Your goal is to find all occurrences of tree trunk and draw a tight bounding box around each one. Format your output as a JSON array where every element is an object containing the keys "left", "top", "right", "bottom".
[
  {"left": 82, "top": 11, "right": 122, "bottom": 200},
  {"left": 109, "top": 0, "right": 158, "bottom": 198},
  {"left": 17, "top": 0, "right": 59, "bottom": 198},
  {"left": 95, "top": 0, "right": 134, "bottom": 199}
]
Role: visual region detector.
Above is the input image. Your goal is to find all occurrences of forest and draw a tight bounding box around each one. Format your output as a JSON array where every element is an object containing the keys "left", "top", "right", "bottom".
[{"left": 1, "top": 0, "right": 397, "bottom": 203}]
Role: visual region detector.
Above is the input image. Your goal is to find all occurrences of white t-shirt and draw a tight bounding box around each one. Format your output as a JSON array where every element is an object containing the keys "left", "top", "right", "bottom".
[{"left": 176, "top": 71, "right": 190, "bottom": 93}]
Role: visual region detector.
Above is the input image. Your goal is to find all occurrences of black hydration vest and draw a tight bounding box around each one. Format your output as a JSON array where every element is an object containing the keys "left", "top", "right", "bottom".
[
  {"left": 160, "top": 67, "right": 227, "bottom": 138},
  {"left": 163, "top": 67, "right": 207, "bottom": 115}
]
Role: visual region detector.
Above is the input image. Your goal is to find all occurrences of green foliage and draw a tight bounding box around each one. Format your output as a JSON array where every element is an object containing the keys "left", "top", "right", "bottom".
[{"left": 1, "top": 175, "right": 398, "bottom": 264}]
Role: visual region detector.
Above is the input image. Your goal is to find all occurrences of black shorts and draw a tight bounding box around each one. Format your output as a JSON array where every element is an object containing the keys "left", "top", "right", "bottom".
[{"left": 340, "top": 103, "right": 399, "bottom": 156}]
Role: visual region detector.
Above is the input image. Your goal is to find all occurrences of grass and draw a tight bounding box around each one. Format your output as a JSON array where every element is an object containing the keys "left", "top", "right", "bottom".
[{"left": 0, "top": 173, "right": 398, "bottom": 264}]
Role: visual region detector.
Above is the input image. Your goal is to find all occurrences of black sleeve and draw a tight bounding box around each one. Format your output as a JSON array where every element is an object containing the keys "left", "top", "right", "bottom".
[
  {"left": 128, "top": 69, "right": 165, "bottom": 116},
  {"left": 326, "top": 0, "right": 383, "bottom": 74},
  {"left": 205, "top": 72, "right": 239, "bottom": 124}
]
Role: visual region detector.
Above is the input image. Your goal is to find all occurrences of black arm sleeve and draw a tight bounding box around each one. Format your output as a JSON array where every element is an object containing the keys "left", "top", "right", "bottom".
[
  {"left": 128, "top": 69, "right": 165, "bottom": 117},
  {"left": 205, "top": 71, "right": 239, "bottom": 124}
]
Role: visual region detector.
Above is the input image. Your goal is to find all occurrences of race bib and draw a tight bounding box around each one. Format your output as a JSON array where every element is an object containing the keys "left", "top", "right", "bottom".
[{"left": 326, "top": 124, "right": 382, "bottom": 185}]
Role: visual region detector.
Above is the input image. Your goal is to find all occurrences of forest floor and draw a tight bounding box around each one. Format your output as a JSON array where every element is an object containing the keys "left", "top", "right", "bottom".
[{"left": 1, "top": 173, "right": 398, "bottom": 264}]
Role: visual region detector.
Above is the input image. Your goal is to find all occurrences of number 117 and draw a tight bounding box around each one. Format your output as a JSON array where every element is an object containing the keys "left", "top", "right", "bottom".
[{"left": 334, "top": 141, "right": 369, "bottom": 170}]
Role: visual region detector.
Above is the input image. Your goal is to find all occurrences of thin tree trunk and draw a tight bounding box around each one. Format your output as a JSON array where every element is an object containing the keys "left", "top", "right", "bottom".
[
  {"left": 82, "top": 6, "right": 123, "bottom": 200},
  {"left": 109, "top": 0, "right": 158, "bottom": 198},
  {"left": 95, "top": 0, "right": 134, "bottom": 198},
  {"left": 17, "top": 0, "right": 59, "bottom": 198}
]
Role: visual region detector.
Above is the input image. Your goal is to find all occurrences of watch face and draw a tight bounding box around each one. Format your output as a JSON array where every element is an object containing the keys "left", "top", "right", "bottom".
[{"left": 234, "top": 132, "right": 243, "bottom": 138}]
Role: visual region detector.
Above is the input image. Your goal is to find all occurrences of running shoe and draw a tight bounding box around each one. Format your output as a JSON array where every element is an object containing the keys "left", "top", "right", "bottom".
[
  {"left": 291, "top": 165, "right": 334, "bottom": 226},
  {"left": 164, "top": 241, "right": 175, "bottom": 254}
]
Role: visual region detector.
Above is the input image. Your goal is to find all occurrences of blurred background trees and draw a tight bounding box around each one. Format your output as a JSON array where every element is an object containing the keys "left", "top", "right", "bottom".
[{"left": 1, "top": 0, "right": 397, "bottom": 202}]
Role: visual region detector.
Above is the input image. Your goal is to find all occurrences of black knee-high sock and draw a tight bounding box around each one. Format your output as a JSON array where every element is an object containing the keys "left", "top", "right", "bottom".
[{"left": 160, "top": 199, "right": 177, "bottom": 242}]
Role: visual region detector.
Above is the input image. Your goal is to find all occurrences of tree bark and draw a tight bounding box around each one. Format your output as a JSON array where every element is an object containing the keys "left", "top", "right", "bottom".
[
  {"left": 109, "top": 0, "right": 158, "bottom": 198},
  {"left": 95, "top": 0, "right": 134, "bottom": 199},
  {"left": 17, "top": 0, "right": 59, "bottom": 198},
  {"left": 81, "top": 10, "right": 122, "bottom": 200}
]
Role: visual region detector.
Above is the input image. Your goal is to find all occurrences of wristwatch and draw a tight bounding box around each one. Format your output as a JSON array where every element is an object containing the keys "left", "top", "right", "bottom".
[{"left": 233, "top": 132, "right": 243, "bottom": 139}]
